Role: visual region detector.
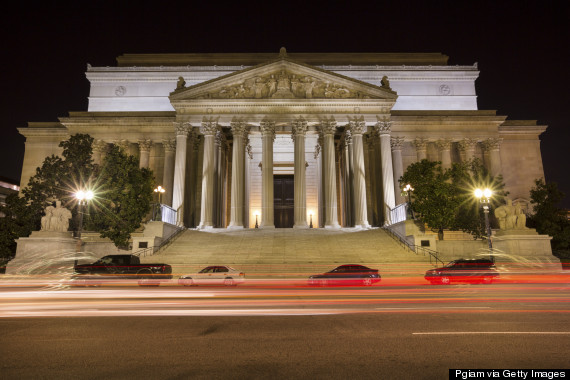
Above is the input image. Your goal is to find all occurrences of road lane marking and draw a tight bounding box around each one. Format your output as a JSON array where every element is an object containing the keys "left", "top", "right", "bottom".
[
  {"left": 376, "top": 307, "right": 491, "bottom": 310},
  {"left": 413, "top": 332, "right": 570, "bottom": 335}
]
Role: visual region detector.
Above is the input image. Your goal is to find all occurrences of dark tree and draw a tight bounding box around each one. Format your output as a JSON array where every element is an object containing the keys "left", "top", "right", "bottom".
[
  {"left": 527, "top": 179, "right": 570, "bottom": 251},
  {"left": 86, "top": 145, "right": 155, "bottom": 249}
]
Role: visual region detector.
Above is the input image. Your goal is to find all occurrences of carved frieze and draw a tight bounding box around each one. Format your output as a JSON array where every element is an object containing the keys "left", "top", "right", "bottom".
[{"left": 193, "top": 70, "right": 373, "bottom": 100}]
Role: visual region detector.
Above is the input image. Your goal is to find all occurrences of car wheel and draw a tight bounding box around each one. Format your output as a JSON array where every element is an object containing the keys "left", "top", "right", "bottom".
[
  {"left": 180, "top": 277, "right": 194, "bottom": 286},
  {"left": 137, "top": 269, "right": 159, "bottom": 286},
  {"left": 362, "top": 277, "right": 373, "bottom": 286},
  {"left": 440, "top": 276, "right": 451, "bottom": 285},
  {"left": 224, "top": 277, "right": 235, "bottom": 286}
]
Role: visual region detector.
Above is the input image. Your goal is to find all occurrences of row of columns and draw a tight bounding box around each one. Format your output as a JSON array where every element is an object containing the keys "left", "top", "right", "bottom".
[
  {"left": 412, "top": 137, "right": 502, "bottom": 175},
  {"left": 91, "top": 123, "right": 503, "bottom": 230}
]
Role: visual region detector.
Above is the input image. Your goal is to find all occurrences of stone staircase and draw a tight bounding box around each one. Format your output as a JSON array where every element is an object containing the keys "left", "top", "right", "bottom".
[{"left": 140, "top": 227, "right": 436, "bottom": 278}]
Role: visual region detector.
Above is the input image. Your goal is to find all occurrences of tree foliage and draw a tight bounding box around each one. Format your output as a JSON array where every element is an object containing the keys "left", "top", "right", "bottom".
[
  {"left": 86, "top": 145, "right": 154, "bottom": 249},
  {"left": 400, "top": 158, "right": 506, "bottom": 240},
  {"left": 21, "top": 134, "right": 95, "bottom": 228},
  {"left": 527, "top": 179, "right": 570, "bottom": 251},
  {"left": 0, "top": 134, "right": 154, "bottom": 257},
  {"left": 0, "top": 194, "right": 37, "bottom": 265}
]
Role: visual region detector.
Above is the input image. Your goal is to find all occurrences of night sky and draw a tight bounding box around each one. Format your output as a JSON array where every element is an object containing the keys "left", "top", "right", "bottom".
[{"left": 2, "top": 1, "right": 568, "bottom": 206}]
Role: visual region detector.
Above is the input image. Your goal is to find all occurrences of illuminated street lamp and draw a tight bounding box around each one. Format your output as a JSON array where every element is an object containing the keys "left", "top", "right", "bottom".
[
  {"left": 474, "top": 187, "right": 493, "bottom": 261},
  {"left": 153, "top": 186, "right": 166, "bottom": 221},
  {"left": 154, "top": 186, "right": 165, "bottom": 204},
  {"left": 75, "top": 189, "right": 94, "bottom": 252},
  {"left": 403, "top": 184, "right": 415, "bottom": 219}
]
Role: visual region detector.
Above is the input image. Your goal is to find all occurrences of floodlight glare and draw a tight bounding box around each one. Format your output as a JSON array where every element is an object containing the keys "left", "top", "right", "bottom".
[
  {"left": 483, "top": 188, "right": 492, "bottom": 198},
  {"left": 474, "top": 188, "right": 483, "bottom": 199}
]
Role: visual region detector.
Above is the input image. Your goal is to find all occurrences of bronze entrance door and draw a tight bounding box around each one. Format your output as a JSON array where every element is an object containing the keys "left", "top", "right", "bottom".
[{"left": 274, "top": 175, "right": 294, "bottom": 228}]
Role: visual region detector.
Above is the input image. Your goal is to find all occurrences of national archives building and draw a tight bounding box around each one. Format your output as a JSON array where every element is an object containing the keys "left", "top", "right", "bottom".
[{"left": 18, "top": 49, "right": 546, "bottom": 229}]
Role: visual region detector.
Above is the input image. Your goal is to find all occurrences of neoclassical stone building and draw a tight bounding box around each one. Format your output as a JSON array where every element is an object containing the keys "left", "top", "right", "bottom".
[{"left": 18, "top": 49, "right": 546, "bottom": 229}]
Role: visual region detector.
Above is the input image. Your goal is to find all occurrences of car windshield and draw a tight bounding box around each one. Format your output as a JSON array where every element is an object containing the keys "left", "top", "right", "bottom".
[
  {"left": 444, "top": 261, "right": 457, "bottom": 268},
  {"left": 199, "top": 267, "right": 215, "bottom": 273}
]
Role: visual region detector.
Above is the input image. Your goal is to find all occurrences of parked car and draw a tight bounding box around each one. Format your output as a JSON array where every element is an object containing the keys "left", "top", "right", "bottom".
[
  {"left": 73, "top": 254, "right": 172, "bottom": 286},
  {"left": 179, "top": 266, "right": 245, "bottom": 286},
  {"left": 308, "top": 264, "right": 381, "bottom": 286},
  {"left": 425, "top": 259, "right": 499, "bottom": 284}
]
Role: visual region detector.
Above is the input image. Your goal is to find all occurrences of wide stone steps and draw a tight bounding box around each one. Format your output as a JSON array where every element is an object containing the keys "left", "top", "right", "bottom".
[{"left": 140, "top": 227, "right": 435, "bottom": 278}]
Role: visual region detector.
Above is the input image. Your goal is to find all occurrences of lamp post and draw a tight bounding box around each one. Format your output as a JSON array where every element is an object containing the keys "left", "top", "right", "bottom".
[
  {"left": 75, "top": 189, "right": 94, "bottom": 252},
  {"left": 154, "top": 186, "right": 165, "bottom": 204},
  {"left": 403, "top": 184, "right": 415, "bottom": 219},
  {"left": 475, "top": 188, "right": 493, "bottom": 261},
  {"left": 153, "top": 186, "right": 165, "bottom": 221}
]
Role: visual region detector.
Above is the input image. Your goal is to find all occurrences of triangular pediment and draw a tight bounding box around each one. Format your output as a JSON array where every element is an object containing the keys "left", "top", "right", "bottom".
[{"left": 170, "top": 57, "right": 397, "bottom": 101}]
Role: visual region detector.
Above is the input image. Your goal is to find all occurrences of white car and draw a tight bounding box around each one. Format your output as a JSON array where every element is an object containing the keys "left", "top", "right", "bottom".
[{"left": 179, "top": 266, "right": 245, "bottom": 286}]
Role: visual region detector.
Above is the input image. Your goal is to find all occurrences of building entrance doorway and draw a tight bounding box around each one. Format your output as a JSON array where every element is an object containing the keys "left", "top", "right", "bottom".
[{"left": 274, "top": 175, "right": 294, "bottom": 228}]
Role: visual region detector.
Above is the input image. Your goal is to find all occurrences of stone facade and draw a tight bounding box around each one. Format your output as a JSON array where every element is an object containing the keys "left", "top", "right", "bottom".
[{"left": 18, "top": 51, "right": 547, "bottom": 229}]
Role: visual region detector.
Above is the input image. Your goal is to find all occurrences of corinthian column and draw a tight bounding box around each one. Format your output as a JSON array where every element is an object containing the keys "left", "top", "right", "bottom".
[
  {"left": 228, "top": 120, "right": 247, "bottom": 229},
  {"left": 437, "top": 139, "right": 453, "bottom": 170},
  {"left": 322, "top": 117, "right": 340, "bottom": 228},
  {"left": 350, "top": 117, "right": 369, "bottom": 228},
  {"left": 138, "top": 139, "right": 152, "bottom": 168},
  {"left": 458, "top": 138, "right": 477, "bottom": 161},
  {"left": 172, "top": 123, "right": 191, "bottom": 225},
  {"left": 260, "top": 119, "right": 275, "bottom": 228},
  {"left": 292, "top": 117, "right": 309, "bottom": 228},
  {"left": 483, "top": 138, "right": 502, "bottom": 176},
  {"left": 162, "top": 138, "right": 176, "bottom": 207},
  {"left": 391, "top": 136, "right": 405, "bottom": 205},
  {"left": 375, "top": 118, "right": 395, "bottom": 224},
  {"left": 413, "top": 138, "right": 428, "bottom": 161},
  {"left": 198, "top": 117, "right": 219, "bottom": 229}
]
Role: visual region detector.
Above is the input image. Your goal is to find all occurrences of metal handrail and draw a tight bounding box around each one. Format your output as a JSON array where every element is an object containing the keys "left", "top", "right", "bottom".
[
  {"left": 132, "top": 225, "right": 186, "bottom": 258},
  {"left": 381, "top": 225, "right": 445, "bottom": 267}
]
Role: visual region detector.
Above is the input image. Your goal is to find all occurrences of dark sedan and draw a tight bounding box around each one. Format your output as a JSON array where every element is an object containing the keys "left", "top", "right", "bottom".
[
  {"left": 425, "top": 259, "right": 499, "bottom": 284},
  {"left": 308, "top": 264, "right": 381, "bottom": 286}
]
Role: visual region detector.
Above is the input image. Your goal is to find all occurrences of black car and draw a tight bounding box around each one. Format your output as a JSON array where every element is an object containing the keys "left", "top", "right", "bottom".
[
  {"left": 308, "top": 264, "right": 381, "bottom": 286},
  {"left": 425, "top": 259, "right": 499, "bottom": 284}
]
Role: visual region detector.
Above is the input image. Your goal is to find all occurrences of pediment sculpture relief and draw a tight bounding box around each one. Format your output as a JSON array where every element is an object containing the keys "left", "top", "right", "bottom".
[{"left": 194, "top": 70, "right": 373, "bottom": 100}]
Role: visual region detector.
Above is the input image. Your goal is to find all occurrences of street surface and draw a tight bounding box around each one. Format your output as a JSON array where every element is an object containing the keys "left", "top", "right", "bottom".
[{"left": 1, "top": 277, "right": 569, "bottom": 379}]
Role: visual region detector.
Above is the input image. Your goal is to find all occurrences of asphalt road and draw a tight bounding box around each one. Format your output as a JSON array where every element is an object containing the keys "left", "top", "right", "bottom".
[{"left": 1, "top": 282, "right": 569, "bottom": 379}]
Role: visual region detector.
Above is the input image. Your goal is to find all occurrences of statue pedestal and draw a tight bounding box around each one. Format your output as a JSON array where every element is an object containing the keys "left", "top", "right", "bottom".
[
  {"left": 5, "top": 231, "right": 79, "bottom": 275},
  {"left": 492, "top": 229, "right": 560, "bottom": 268}
]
